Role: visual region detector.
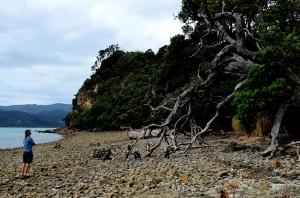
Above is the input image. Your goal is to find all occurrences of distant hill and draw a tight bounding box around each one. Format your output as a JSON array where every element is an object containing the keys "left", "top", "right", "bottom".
[
  {"left": 0, "top": 104, "right": 71, "bottom": 127},
  {"left": 0, "top": 110, "right": 55, "bottom": 127},
  {"left": 0, "top": 103, "right": 72, "bottom": 114},
  {"left": 35, "top": 110, "right": 68, "bottom": 127}
]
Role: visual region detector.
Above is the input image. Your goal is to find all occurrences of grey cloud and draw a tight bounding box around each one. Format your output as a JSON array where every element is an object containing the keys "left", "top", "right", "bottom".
[{"left": 0, "top": 0, "right": 182, "bottom": 105}]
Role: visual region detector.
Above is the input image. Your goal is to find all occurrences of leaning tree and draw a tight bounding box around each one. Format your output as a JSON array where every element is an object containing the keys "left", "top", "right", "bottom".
[{"left": 129, "top": 0, "right": 300, "bottom": 158}]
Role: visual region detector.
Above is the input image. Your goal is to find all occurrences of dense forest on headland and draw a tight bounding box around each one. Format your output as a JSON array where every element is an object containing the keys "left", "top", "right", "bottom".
[{"left": 66, "top": 0, "right": 300, "bottom": 156}]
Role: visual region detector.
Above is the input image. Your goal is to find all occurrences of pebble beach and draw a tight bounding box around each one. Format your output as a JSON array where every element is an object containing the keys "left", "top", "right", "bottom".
[{"left": 0, "top": 131, "right": 300, "bottom": 197}]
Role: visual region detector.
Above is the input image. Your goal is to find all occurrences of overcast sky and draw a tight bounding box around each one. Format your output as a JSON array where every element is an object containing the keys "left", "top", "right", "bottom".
[{"left": 0, "top": 0, "right": 182, "bottom": 105}]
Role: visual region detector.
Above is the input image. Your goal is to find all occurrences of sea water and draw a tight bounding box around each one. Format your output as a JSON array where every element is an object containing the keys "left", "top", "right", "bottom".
[{"left": 0, "top": 127, "right": 63, "bottom": 149}]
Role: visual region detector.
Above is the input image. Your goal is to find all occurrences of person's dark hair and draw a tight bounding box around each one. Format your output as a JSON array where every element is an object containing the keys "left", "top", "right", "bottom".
[{"left": 25, "top": 129, "right": 31, "bottom": 137}]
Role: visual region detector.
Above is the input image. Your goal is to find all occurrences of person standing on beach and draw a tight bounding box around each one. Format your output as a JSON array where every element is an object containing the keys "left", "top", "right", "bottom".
[{"left": 21, "top": 129, "right": 35, "bottom": 177}]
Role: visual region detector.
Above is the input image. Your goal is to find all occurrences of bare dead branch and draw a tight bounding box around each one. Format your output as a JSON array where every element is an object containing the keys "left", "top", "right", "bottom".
[
  {"left": 145, "top": 127, "right": 167, "bottom": 157},
  {"left": 281, "top": 141, "right": 300, "bottom": 161},
  {"left": 197, "top": 66, "right": 205, "bottom": 82},
  {"left": 286, "top": 141, "right": 300, "bottom": 147},
  {"left": 174, "top": 103, "right": 192, "bottom": 131},
  {"left": 125, "top": 129, "right": 147, "bottom": 159},
  {"left": 144, "top": 100, "right": 172, "bottom": 112},
  {"left": 144, "top": 87, "right": 194, "bottom": 129},
  {"left": 211, "top": 44, "right": 235, "bottom": 67},
  {"left": 222, "top": 0, "right": 226, "bottom": 13},
  {"left": 179, "top": 81, "right": 245, "bottom": 148},
  {"left": 287, "top": 68, "right": 300, "bottom": 85}
]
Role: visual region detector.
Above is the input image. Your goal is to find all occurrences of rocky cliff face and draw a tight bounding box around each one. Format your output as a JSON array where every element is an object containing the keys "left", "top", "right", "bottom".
[{"left": 75, "top": 90, "right": 96, "bottom": 111}]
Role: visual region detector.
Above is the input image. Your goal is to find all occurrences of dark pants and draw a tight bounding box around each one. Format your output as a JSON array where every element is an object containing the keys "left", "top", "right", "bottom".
[{"left": 23, "top": 152, "right": 33, "bottom": 164}]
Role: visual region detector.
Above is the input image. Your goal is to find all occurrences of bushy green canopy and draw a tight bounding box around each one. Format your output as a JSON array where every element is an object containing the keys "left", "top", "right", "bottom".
[{"left": 67, "top": 0, "right": 300, "bottom": 134}]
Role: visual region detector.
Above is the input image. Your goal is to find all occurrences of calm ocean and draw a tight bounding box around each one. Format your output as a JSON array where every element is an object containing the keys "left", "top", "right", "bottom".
[{"left": 0, "top": 127, "right": 63, "bottom": 149}]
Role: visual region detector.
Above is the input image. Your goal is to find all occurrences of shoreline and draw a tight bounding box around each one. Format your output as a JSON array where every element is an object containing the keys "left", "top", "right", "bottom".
[
  {"left": 1, "top": 131, "right": 300, "bottom": 197},
  {"left": 0, "top": 128, "right": 68, "bottom": 152},
  {"left": 0, "top": 136, "right": 65, "bottom": 152}
]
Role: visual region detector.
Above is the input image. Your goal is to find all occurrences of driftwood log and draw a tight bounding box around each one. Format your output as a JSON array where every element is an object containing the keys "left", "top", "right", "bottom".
[{"left": 92, "top": 148, "right": 112, "bottom": 160}]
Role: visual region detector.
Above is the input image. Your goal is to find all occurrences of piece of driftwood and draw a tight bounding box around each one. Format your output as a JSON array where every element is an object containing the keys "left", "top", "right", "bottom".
[{"left": 92, "top": 148, "right": 112, "bottom": 160}]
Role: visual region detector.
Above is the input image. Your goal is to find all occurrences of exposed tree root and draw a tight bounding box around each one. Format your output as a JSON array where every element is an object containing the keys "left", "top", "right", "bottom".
[
  {"left": 262, "top": 87, "right": 300, "bottom": 158},
  {"left": 281, "top": 141, "right": 300, "bottom": 161},
  {"left": 261, "top": 102, "right": 291, "bottom": 158}
]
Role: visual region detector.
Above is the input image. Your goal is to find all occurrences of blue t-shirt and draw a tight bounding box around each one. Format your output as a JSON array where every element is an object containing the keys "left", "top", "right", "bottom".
[{"left": 23, "top": 136, "right": 35, "bottom": 152}]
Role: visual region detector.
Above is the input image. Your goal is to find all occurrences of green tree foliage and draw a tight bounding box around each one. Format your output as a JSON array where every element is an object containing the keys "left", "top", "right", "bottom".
[
  {"left": 232, "top": 0, "right": 300, "bottom": 132},
  {"left": 91, "top": 44, "right": 120, "bottom": 72},
  {"left": 72, "top": 50, "right": 154, "bottom": 129},
  {"left": 67, "top": 0, "right": 300, "bottom": 134},
  {"left": 176, "top": 0, "right": 300, "bottom": 133},
  {"left": 67, "top": 37, "right": 201, "bottom": 130},
  {"left": 234, "top": 65, "right": 293, "bottom": 131}
]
